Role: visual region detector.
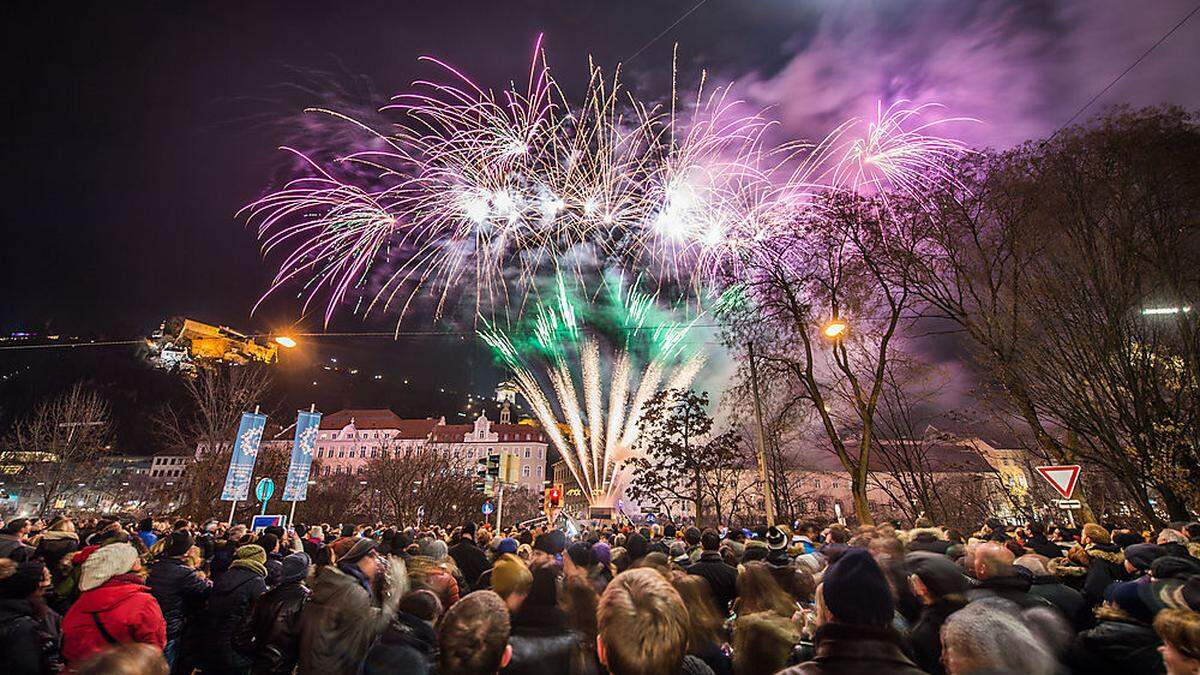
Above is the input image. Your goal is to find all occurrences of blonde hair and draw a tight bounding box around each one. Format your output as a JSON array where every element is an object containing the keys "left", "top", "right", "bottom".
[
  {"left": 1155, "top": 608, "right": 1200, "bottom": 661},
  {"left": 599, "top": 568, "right": 689, "bottom": 675},
  {"left": 74, "top": 643, "right": 168, "bottom": 675}
]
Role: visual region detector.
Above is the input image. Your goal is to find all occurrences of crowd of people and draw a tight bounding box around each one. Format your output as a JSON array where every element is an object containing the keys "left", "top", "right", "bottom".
[{"left": 1, "top": 511, "right": 1199, "bottom": 674}]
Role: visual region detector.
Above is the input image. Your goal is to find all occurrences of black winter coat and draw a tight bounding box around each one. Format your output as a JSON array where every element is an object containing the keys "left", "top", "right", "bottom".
[
  {"left": 447, "top": 538, "right": 490, "bottom": 590},
  {"left": 908, "top": 598, "right": 965, "bottom": 675},
  {"left": 0, "top": 599, "right": 62, "bottom": 675},
  {"left": 1067, "top": 617, "right": 1164, "bottom": 675},
  {"left": 265, "top": 552, "right": 284, "bottom": 588},
  {"left": 776, "top": 623, "right": 926, "bottom": 675},
  {"left": 146, "top": 557, "right": 212, "bottom": 640},
  {"left": 34, "top": 533, "right": 79, "bottom": 581},
  {"left": 965, "top": 573, "right": 1053, "bottom": 610},
  {"left": 362, "top": 611, "right": 438, "bottom": 675},
  {"left": 688, "top": 551, "right": 739, "bottom": 616},
  {"left": 507, "top": 603, "right": 598, "bottom": 675},
  {"left": 1028, "top": 575, "right": 1086, "bottom": 629},
  {"left": 234, "top": 579, "right": 309, "bottom": 675},
  {"left": 1081, "top": 544, "right": 1128, "bottom": 608},
  {"left": 200, "top": 565, "right": 268, "bottom": 674}
]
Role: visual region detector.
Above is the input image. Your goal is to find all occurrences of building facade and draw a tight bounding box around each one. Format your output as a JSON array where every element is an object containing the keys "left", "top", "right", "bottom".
[{"left": 310, "top": 409, "right": 550, "bottom": 493}]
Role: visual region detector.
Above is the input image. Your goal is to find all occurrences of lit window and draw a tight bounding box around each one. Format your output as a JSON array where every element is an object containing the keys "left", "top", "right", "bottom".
[{"left": 522, "top": 466, "right": 530, "bottom": 478}]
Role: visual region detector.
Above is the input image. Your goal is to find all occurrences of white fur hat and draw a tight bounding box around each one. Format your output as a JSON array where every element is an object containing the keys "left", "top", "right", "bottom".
[{"left": 79, "top": 542, "right": 139, "bottom": 591}]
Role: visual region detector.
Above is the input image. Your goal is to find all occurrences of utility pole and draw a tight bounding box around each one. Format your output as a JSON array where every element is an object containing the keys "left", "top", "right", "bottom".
[{"left": 747, "top": 342, "right": 777, "bottom": 526}]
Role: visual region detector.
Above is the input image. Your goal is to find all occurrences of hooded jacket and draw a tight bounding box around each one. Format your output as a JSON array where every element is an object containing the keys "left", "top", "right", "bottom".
[
  {"left": 61, "top": 574, "right": 166, "bottom": 667},
  {"left": 0, "top": 598, "right": 62, "bottom": 675},
  {"left": 776, "top": 622, "right": 925, "bottom": 675},
  {"left": 34, "top": 531, "right": 79, "bottom": 581},
  {"left": 297, "top": 564, "right": 397, "bottom": 675},
  {"left": 200, "top": 564, "right": 268, "bottom": 674},
  {"left": 145, "top": 557, "right": 211, "bottom": 640}
]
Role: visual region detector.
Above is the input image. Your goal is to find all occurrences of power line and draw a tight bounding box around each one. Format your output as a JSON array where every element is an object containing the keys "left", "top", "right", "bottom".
[
  {"left": 1042, "top": 1, "right": 1200, "bottom": 146},
  {"left": 624, "top": 0, "right": 710, "bottom": 64}
]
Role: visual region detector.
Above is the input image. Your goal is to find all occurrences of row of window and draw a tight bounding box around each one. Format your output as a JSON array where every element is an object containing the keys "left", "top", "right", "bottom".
[
  {"left": 320, "top": 430, "right": 544, "bottom": 442},
  {"left": 314, "top": 445, "right": 545, "bottom": 460}
]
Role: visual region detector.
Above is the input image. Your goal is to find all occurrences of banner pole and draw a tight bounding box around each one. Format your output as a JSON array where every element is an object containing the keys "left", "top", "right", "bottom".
[
  {"left": 228, "top": 500, "right": 237, "bottom": 525},
  {"left": 288, "top": 500, "right": 297, "bottom": 526}
]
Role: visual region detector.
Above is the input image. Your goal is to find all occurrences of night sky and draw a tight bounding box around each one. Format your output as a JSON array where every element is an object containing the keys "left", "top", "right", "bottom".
[{"left": 2, "top": 1, "right": 1198, "bottom": 441}]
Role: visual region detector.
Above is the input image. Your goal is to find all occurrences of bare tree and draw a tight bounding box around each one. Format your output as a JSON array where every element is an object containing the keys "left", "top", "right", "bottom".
[
  {"left": 7, "top": 383, "right": 110, "bottom": 517},
  {"left": 726, "top": 192, "right": 922, "bottom": 524},
  {"left": 154, "top": 365, "right": 275, "bottom": 517},
  {"left": 362, "top": 444, "right": 485, "bottom": 525}
]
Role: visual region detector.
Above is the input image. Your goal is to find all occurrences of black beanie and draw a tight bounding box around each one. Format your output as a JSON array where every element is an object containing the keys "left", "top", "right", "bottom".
[
  {"left": 533, "top": 529, "right": 568, "bottom": 556},
  {"left": 566, "top": 541, "right": 593, "bottom": 568},
  {"left": 166, "top": 531, "right": 194, "bottom": 558},
  {"left": 822, "top": 548, "right": 894, "bottom": 626}
]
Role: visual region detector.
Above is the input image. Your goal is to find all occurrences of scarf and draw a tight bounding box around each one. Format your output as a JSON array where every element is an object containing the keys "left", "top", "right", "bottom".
[
  {"left": 338, "top": 561, "right": 372, "bottom": 593},
  {"left": 231, "top": 558, "right": 268, "bottom": 578}
]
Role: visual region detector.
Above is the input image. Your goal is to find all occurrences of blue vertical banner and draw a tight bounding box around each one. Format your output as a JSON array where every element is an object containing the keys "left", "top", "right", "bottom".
[
  {"left": 282, "top": 410, "right": 321, "bottom": 502},
  {"left": 220, "top": 412, "right": 268, "bottom": 501}
]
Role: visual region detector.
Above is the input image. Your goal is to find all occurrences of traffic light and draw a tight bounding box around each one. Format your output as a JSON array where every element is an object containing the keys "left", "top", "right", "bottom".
[
  {"left": 546, "top": 485, "right": 562, "bottom": 509},
  {"left": 486, "top": 452, "right": 501, "bottom": 478}
]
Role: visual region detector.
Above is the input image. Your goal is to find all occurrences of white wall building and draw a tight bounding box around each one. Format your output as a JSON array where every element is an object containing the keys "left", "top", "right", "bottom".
[{"left": 310, "top": 408, "right": 550, "bottom": 493}]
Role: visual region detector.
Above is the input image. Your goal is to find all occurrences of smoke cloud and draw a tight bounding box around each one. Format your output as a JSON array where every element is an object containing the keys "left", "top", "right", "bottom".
[{"left": 743, "top": 0, "right": 1200, "bottom": 150}]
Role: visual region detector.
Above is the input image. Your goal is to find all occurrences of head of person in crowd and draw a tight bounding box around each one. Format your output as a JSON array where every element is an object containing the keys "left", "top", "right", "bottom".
[
  {"left": 972, "top": 542, "right": 1017, "bottom": 581},
  {"left": 490, "top": 553, "right": 533, "bottom": 613},
  {"left": 495, "top": 537, "right": 518, "bottom": 556},
  {"left": 737, "top": 561, "right": 796, "bottom": 617},
  {"left": 743, "top": 539, "right": 769, "bottom": 562},
  {"left": 820, "top": 547, "right": 894, "bottom": 627},
  {"left": 0, "top": 558, "right": 50, "bottom": 612},
  {"left": 398, "top": 588, "right": 443, "bottom": 626},
  {"left": 74, "top": 643, "right": 169, "bottom": 675},
  {"left": 1022, "top": 605, "right": 1074, "bottom": 659},
  {"left": 940, "top": 601, "right": 1056, "bottom": 675},
  {"left": 1112, "top": 529, "right": 1144, "bottom": 548},
  {"left": 1155, "top": 608, "right": 1200, "bottom": 675},
  {"left": 79, "top": 542, "right": 141, "bottom": 591},
  {"left": 1082, "top": 522, "right": 1111, "bottom": 546},
  {"left": 733, "top": 610, "right": 801, "bottom": 675},
  {"left": 565, "top": 541, "right": 593, "bottom": 576},
  {"left": 598, "top": 568, "right": 690, "bottom": 675},
  {"left": 438, "top": 590, "right": 512, "bottom": 675},
  {"left": 683, "top": 526, "right": 701, "bottom": 548},
  {"left": 622, "top": 531, "right": 648, "bottom": 563},
  {"left": 2, "top": 518, "right": 31, "bottom": 538},
  {"left": 908, "top": 551, "right": 969, "bottom": 606},
  {"left": 1123, "top": 542, "right": 1161, "bottom": 576},
  {"left": 335, "top": 537, "right": 381, "bottom": 584},
  {"left": 164, "top": 530, "right": 194, "bottom": 559},
  {"left": 1152, "top": 555, "right": 1200, "bottom": 582},
  {"left": 46, "top": 515, "right": 76, "bottom": 534},
  {"left": 669, "top": 573, "right": 724, "bottom": 655},
  {"left": 562, "top": 572, "right": 600, "bottom": 645}
]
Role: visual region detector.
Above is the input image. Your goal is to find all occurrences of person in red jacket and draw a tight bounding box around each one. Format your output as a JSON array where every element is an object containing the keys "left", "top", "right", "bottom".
[{"left": 61, "top": 542, "right": 166, "bottom": 669}]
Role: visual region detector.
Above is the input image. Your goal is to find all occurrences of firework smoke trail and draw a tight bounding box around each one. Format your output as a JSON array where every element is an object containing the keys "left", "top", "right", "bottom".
[{"left": 479, "top": 274, "right": 704, "bottom": 506}]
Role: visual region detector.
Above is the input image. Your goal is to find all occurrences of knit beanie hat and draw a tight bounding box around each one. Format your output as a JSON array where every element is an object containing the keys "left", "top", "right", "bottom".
[
  {"left": 338, "top": 537, "right": 378, "bottom": 565},
  {"left": 1151, "top": 555, "right": 1200, "bottom": 581},
  {"left": 165, "top": 531, "right": 194, "bottom": 558},
  {"left": 491, "top": 554, "right": 532, "bottom": 598},
  {"left": 496, "top": 537, "right": 519, "bottom": 555},
  {"left": 280, "top": 552, "right": 311, "bottom": 584},
  {"left": 1108, "top": 580, "right": 1155, "bottom": 623},
  {"left": 822, "top": 548, "right": 895, "bottom": 626},
  {"left": 567, "top": 541, "right": 594, "bottom": 568},
  {"left": 0, "top": 559, "right": 45, "bottom": 599},
  {"left": 591, "top": 542, "right": 612, "bottom": 566},
  {"left": 668, "top": 540, "right": 688, "bottom": 559},
  {"left": 80, "top": 542, "right": 139, "bottom": 591},
  {"left": 236, "top": 544, "right": 267, "bottom": 564},
  {"left": 906, "top": 551, "right": 968, "bottom": 598},
  {"left": 622, "top": 532, "right": 647, "bottom": 560},
  {"left": 765, "top": 526, "right": 788, "bottom": 551},
  {"left": 1123, "top": 543, "right": 1161, "bottom": 572},
  {"left": 534, "top": 530, "right": 569, "bottom": 556}
]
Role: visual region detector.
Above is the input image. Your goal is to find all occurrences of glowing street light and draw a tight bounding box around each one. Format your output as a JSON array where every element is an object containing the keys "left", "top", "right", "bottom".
[
  {"left": 274, "top": 336, "right": 298, "bottom": 348},
  {"left": 822, "top": 319, "right": 849, "bottom": 339},
  {"left": 1141, "top": 306, "right": 1192, "bottom": 316}
]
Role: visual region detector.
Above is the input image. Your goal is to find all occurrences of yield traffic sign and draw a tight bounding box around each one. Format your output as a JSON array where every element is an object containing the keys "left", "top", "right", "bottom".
[{"left": 1036, "top": 465, "right": 1081, "bottom": 499}]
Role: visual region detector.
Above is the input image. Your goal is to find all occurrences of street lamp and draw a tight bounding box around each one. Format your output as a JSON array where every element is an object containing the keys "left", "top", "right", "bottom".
[
  {"left": 1141, "top": 306, "right": 1192, "bottom": 315},
  {"left": 822, "top": 319, "right": 849, "bottom": 339},
  {"left": 274, "top": 336, "right": 298, "bottom": 348}
]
